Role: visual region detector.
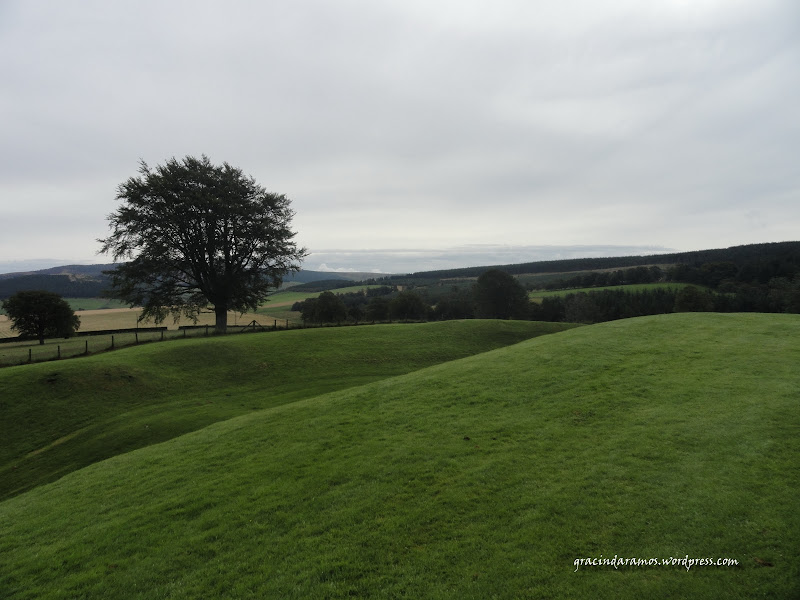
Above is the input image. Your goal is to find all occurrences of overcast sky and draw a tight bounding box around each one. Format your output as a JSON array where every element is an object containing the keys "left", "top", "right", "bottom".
[{"left": 1, "top": 0, "right": 798, "bottom": 274}]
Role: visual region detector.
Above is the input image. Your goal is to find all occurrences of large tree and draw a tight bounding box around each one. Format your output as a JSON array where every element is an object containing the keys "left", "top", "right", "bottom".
[
  {"left": 474, "top": 269, "right": 531, "bottom": 320},
  {"left": 2, "top": 290, "right": 80, "bottom": 344},
  {"left": 99, "top": 155, "right": 306, "bottom": 333}
]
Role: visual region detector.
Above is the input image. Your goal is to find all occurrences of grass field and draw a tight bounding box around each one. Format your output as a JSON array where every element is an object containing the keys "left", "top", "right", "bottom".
[
  {"left": 529, "top": 282, "right": 689, "bottom": 300},
  {"left": 0, "top": 307, "right": 283, "bottom": 367},
  {"left": 0, "top": 320, "right": 573, "bottom": 500},
  {"left": 67, "top": 298, "right": 130, "bottom": 311},
  {"left": 1, "top": 313, "right": 798, "bottom": 598},
  {"left": 0, "top": 287, "right": 377, "bottom": 342}
]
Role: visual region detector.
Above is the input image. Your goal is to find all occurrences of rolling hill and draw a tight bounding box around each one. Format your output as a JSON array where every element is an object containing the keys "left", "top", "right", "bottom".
[
  {"left": 0, "top": 320, "right": 575, "bottom": 500},
  {"left": 1, "top": 313, "right": 798, "bottom": 598}
]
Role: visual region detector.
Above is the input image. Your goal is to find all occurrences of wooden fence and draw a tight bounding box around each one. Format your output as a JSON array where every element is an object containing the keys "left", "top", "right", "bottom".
[{"left": 0, "top": 319, "right": 291, "bottom": 367}]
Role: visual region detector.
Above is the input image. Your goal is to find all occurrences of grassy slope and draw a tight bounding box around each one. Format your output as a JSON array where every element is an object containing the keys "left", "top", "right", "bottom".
[
  {"left": 1, "top": 313, "right": 798, "bottom": 599},
  {"left": 0, "top": 320, "right": 574, "bottom": 500}
]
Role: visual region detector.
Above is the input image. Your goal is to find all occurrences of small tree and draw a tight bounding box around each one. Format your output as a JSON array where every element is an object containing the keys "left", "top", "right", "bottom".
[
  {"left": 2, "top": 290, "right": 80, "bottom": 344},
  {"left": 310, "top": 291, "right": 348, "bottom": 324},
  {"left": 99, "top": 155, "right": 306, "bottom": 333},
  {"left": 365, "top": 296, "right": 390, "bottom": 322},
  {"left": 674, "top": 285, "right": 715, "bottom": 312},
  {"left": 474, "top": 269, "right": 531, "bottom": 319},
  {"left": 389, "top": 291, "right": 428, "bottom": 321}
]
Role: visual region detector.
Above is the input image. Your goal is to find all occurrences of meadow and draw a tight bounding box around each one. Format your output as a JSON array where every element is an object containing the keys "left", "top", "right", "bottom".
[
  {"left": 529, "top": 282, "right": 688, "bottom": 301},
  {"left": 0, "top": 307, "right": 276, "bottom": 367},
  {"left": 1, "top": 313, "right": 797, "bottom": 598},
  {"left": 0, "top": 320, "right": 572, "bottom": 500},
  {"left": 0, "top": 285, "right": 368, "bottom": 365},
  {"left": 0, "top": 286, "right": 377, "bottom": 337}
]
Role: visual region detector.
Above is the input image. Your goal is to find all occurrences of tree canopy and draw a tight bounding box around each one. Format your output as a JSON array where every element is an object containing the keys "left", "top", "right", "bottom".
[
  {"left": 99, "top": 156, "right": 306, "bottom": 332},
  {"left": 389, "top": 291, "right": 428, "bottom": 321},
  {"left": 474, "top": 269, "right": 531, "bottom": 319},
  {"left": 2, "top": 290, "right": 80, "bottom": 344},
  {"left": 300, "top": 291, "right": 348, "bottom": 324}
]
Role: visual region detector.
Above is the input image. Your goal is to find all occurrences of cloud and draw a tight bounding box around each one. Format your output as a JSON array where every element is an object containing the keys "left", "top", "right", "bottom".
[
  {"left": 306, "top": 244, "right": 672, "bottom": 274},
  {"left": 1, "top": 0, "right": 798, "bottom": 265},
  {"left": 314, "top": 263, "right": 365, "bottom": 274}
]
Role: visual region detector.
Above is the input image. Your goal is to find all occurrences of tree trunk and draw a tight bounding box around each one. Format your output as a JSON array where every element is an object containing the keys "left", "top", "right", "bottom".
[{"left": 214, "top": 305, "right": 228, "bottom": 334}]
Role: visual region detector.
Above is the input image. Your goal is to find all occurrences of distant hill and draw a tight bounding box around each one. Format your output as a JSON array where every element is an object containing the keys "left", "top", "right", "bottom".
[
  {"left": 2, "top": 241, "right": 799, "bottom": 299},
  {"left": 387, "top": 241, "right": 800, "bottom": 280},
  {"left": 0, "top": 263, "right": 116, "bottom": 281},
  {"left": 0, "top": 264, "right": 386, "bottom": 299}
]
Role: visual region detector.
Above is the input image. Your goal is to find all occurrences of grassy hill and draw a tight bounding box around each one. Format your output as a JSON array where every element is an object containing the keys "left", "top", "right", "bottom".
[
  {"left": 1, "top": 313, "right": 798, "bottom": 598},
  {"left": 0, "top": 320, "right": 573, "bottom": 500}
]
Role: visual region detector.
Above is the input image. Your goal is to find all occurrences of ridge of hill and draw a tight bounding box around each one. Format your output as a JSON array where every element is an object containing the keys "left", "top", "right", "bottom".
[
  {"left": 388, "top": 240, "right": 800, "bottom": 280},
  {"left": 0, "top": 267, "right": 384, "bottom": 299},
  {"left": 1, "top": 313, "right": 798, "bottom": 598},
  {"left": 2, "top": 241, "right": 799, "bottom": 301}
]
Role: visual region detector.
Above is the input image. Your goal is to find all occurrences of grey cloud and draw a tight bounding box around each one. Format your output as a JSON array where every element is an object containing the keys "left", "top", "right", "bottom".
[
  {"left": 306, "top": 244, "right": 674, "bottom": 274},
  {"left": 1, "top": 0, "right": 798, "bottom": 266}
]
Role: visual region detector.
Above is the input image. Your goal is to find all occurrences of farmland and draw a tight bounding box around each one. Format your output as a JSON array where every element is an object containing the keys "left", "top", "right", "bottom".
[
  {"left": 1, "top": 313, "right": 798, "bottom": 598},
  {"left": 0, "top": 286, "right": 377, "bottom": 339},
  {"left": 0, "top": 307, "right": 278, "bottom": 367},
  {"left": 0, "top": 287, "right": 380, "bottom": 366},
  {"left": 529, "top": 282, "right": 689, "bottom": 300}
]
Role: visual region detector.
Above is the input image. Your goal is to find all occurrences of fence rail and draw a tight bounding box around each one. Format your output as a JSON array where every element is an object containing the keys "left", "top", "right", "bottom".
[
  {"left": 0, "top": 319, "right": 292, "bottom": 367},
  {"left": 0, "top": 318, "right": 409, "bottom": 367}
]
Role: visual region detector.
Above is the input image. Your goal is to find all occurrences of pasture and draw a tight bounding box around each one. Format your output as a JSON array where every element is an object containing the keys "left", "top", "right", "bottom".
[
  {"left": 0, "top": 320, "right": 572, "bottom": 500},
  {"left": 0, "top": 286, "right": 377, "bottom": 345},
  {"left": 0, "top": 286, "right": 386, "bottom": 367},
  {"left": 529, "top": 282, "right": 688, "bottom": 301},
  {"left": 0, "top": 307, "right": 277, "bottom": 367},
  {"left": 1, "top": 313, "right": 798, "bottom": 598}
]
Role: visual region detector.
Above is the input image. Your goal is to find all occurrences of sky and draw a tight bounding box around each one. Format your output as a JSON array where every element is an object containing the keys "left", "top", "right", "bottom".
[{"left": 1, "top": 0, "right": 798, "bottom": 274}]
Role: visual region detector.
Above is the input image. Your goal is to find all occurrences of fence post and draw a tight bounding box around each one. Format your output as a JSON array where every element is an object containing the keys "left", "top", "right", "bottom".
[
  {"left": 183, "top": 329, "right": 187, "bottom": 338},
  {"left": 28, "top": 348, "right": 32, "bottom": 363},
  {"left": 85, "top": 340, "right": 89, "bottom": 355},
  {"left": 111, "top": 335, "right": 115, "bottom": 349},
  {"left": 161, "top": 330, "right": 164, "bottom": 341},
  {"left": 58, "top": 345, "right": 61, "bottom": 359},
  {"left": 135, "top": 331, "right": 139, "bottom": 344}
]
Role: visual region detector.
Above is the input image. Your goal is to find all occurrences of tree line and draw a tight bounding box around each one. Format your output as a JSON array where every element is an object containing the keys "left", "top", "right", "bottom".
[
  {"left": 294, "top": 270, "right": 534, "bottom": 324},
  {"left": 294, "top": 261, "right": 800, "bottom": 327},
  {"left": 381, "top": 241, "right": 800, "bottom": 282},
  {"left": 535, "top": 258, "right": 800, "bottom": 318},
  {"left": 4, "top": 153, "right": 799, "bottom": 335}
]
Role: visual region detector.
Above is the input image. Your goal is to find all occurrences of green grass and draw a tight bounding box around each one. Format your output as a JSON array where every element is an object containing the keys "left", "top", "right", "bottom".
[
  {"left": 0, "top": 320, "right": 574, "bottom": 500},
  {"left": 1, "top": 313, "right": 798, "bottom": 598},
  {"left": 0, "top": 324, "right": 293, "bottom": 368},
  {"left": 530, "top": 282, "right": 688, "bottom": 299},
  {"left": 0, "top": 328, "right": 201, "bottom": 367},
  {"left": 65, "top": 298, "right": 130, "bottom": 311}
]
